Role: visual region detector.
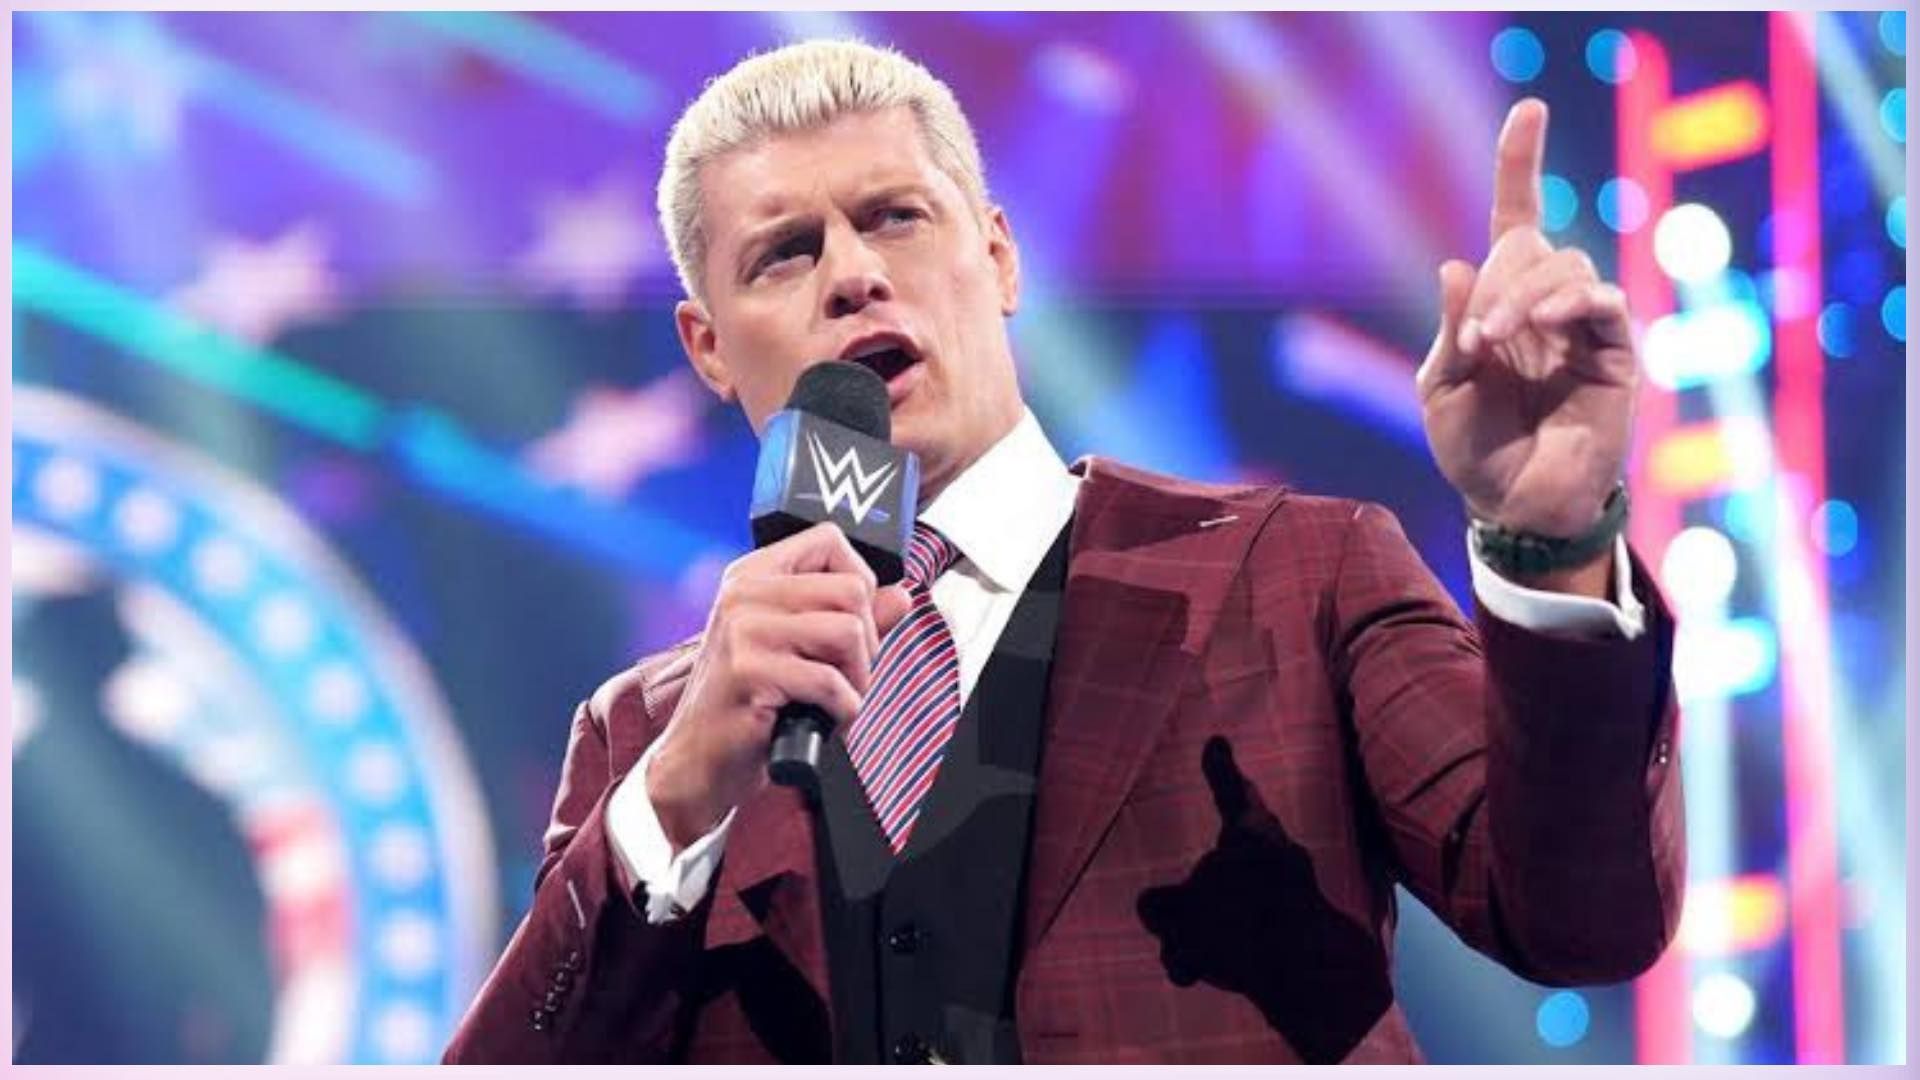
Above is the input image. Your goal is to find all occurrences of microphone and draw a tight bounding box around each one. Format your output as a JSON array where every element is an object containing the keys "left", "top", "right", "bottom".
[{"left": 749, "top": 361, "right": 919, "bottom": 791}]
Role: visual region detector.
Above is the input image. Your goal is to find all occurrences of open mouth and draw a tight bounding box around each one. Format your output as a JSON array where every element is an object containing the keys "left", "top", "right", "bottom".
[{"left": 840, "top": 335, "right": 923, "bottom": 385}]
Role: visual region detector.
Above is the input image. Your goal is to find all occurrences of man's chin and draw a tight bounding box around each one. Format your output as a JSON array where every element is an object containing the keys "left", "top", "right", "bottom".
[{"left": 893, "top": 426, "right": 956, "bottom": 495}]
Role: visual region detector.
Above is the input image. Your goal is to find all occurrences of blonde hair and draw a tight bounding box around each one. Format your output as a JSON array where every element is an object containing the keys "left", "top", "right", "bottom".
[{"left": 657, "top": 38, "right": 991, "bottom": 300}]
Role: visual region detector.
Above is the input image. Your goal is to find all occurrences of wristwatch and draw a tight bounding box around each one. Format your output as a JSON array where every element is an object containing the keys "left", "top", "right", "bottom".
[{"left": 1469, "top": 482, "right": 1629, "bottom": 578}]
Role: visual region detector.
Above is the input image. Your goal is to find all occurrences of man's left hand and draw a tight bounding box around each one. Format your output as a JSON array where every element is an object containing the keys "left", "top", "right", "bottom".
[{"left": 1417, "top": 97, "right": 1638, "bottom": 540}]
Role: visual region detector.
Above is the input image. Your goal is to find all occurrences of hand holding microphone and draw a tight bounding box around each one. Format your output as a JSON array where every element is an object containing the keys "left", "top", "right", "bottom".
[{"left": 646, "top": 362, "right": 918, "bottom": 848}]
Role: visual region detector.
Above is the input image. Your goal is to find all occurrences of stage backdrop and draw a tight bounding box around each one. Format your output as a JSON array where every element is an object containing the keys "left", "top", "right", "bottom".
[{"left": 10, "top": 10, "right": 1907, "bottom": 1065}]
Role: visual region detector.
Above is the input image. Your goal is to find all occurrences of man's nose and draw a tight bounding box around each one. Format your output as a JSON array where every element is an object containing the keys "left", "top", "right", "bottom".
[{"left": 823, "top": 235, "right": 893, "bottom": 318}]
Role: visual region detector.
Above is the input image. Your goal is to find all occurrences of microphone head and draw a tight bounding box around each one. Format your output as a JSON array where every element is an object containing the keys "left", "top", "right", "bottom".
[
  {"left": 786, "top": 361, "right": 890, "bottom": 443},
  {"left": 751, "top": 360, "right": 916, "bottom": 585}
]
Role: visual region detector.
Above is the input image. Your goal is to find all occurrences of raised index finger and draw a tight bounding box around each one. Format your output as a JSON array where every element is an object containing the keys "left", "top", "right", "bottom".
[{"left": 1489, "top": 97, "right": 1549, "bottom": 246}]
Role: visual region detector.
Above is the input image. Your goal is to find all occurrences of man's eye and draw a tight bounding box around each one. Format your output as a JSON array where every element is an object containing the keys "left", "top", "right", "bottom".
[
  {"left": 754, "top": 238, "right": 815, "bottom": 278},
  {"left": 874, "top": 206, "right": 924, "bottom": 229}
]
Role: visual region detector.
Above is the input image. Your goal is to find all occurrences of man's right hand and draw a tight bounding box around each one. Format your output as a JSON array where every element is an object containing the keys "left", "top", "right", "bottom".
[{"left": 645, "top": 522, "right": 913, "bottom": 852}]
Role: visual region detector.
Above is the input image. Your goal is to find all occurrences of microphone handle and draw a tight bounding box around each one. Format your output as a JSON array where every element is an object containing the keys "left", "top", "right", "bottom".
[{"left": 768, "top": 701, "right": 835, "bottom": 793}]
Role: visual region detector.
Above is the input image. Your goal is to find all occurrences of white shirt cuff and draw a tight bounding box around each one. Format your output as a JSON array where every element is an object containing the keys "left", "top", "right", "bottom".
[
  {"left": 1468, "top": 533, "right": 1645, "bottom": 641},
  {"left": 606, "top": 737, "right": 737, "bottom": 924}
]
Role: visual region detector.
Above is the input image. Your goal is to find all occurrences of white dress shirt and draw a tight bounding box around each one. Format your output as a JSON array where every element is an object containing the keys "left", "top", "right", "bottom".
[{"left": 606, "top": 408, "right": 1643, "bottom": 922}]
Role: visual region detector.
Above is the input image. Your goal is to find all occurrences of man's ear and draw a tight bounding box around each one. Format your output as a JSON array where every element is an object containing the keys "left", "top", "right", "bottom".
[
  {"left": 675, "top": 298, "right": 735, "bottom": 402},
  {"left": 985, "top": 205, "right": 1021, "bottom": 317}
]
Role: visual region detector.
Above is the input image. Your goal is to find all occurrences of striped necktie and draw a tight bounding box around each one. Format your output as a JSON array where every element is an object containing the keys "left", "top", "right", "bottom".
[{"left": 844, "top": 521, "right": 963, "bottom": 853}]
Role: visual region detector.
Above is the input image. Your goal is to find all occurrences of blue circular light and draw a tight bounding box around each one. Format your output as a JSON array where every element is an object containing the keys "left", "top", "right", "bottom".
[
  {"left": 1813, "top": 499, "right": 1859, "bottom": 557},
  {"left": 1597, "top": 177, "right": 1648, "bottom": 233},
  {"left": 1882, "top": 285, "right": 1906, "bottom": 342},
  {"left": 1541, "top": 173, "right": 1578, "bottom": 232},
  {"left": 1491, "top": 27, "right": 1546, "bottom": 83},
  {"left": 1537, "top": 990, "right": 1591, "bottom": 1048},
  {"left": 1817, "top": 302, "right": 1856, "bottom": 358},
  {"left": 1888, "top": 196, "right": 1907, "bottom": 249},
  {"left": 1881, "top": 11, "right": 1906, "bottom": 56},
  {"left": 1585, "top": 29, "right": 1636, "bottom": 84},
  {"left": 1881, "top": 88, "right": 1906, "bottom": 144}
]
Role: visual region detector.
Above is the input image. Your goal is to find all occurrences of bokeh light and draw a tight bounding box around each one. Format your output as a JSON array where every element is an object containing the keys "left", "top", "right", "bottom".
[
  {"left": 1491, "top": 27, "right": 1546, "bottom": 82},
  {"left": 1887, "top": 196, "right": 1906, "bottom": 249},
  {"left": 1661, "top": 525, "right": 1739, "bottom": 613},
  {"left": 1536, "top": 991, "right": 1591, "bottom": 1048},
  {"left": 1653, "top": 203, "right": 1733, "bottom": 283},
  {"left": 1811, "top": 499, "right": 1859, "bottom": 558},
  {"left": 1540, "top": 173, "right": 1578, "bottom": 232},
  {"left": 1693, "top": 972, "right": 1758, "bottom": 1040},
  {"left": 1816, "top": 302, "right": 1856, "bottom": 358},
  {"left": 1597, "top": 176, "right": 1649, "bottom": 233},
  {"left": 1880, "top": 88, "right": 1906, "bottom": 143},
  {"left": 1585, "top": 29, "right": 1637, "bottom": 84},
  {"left": 1883, "top": 285, "right": 1907, "bottom": 342}
]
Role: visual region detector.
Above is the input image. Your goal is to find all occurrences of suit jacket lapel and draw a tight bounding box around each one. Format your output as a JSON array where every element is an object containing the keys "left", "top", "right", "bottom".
[
  {"left": 633, "top": 660, "right": 831, "bottom": 1017},
  {"left": 1021, "top": 457, "right": 1275, "bottom": 957},
  {"left": 706, "top": 781, "right": 833, "bottom": 1022}
]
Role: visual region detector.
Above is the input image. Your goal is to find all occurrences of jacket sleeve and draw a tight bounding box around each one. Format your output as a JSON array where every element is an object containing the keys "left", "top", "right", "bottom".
[
  {"left": 1326, "top": 500, "right": 1685, "bottom": 985},
  {"left": 443, "top": 662, "right": 711, "bottom": 1063}
]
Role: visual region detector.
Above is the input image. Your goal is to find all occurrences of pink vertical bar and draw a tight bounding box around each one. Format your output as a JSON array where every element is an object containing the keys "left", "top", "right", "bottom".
[
  {"left": 1617, "top": 31, "right": 1690, "bottom": 1064},
  {"left": 1767, "top": 10, "right": 1845, "bottom": 1064}
]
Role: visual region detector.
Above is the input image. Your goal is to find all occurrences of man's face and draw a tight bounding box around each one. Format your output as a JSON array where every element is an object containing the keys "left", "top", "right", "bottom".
[{"left": 675, "top": 106, "right": 1025, "bottom": 500}]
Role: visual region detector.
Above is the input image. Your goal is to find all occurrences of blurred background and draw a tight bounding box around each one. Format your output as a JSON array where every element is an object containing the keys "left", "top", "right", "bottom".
[{"left": 8, "top": 9, "right": 1907, "bottom": 1065}]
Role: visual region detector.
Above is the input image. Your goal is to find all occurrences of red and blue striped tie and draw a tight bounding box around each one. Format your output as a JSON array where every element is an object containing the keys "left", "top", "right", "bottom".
[{"left": 845, "top": 521, "right": 963, "bottom": 854}]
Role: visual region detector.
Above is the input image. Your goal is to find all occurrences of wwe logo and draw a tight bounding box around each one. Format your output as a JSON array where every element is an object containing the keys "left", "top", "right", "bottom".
[{"left": 806, "top": 431, "right": 897, "bottom": 526}]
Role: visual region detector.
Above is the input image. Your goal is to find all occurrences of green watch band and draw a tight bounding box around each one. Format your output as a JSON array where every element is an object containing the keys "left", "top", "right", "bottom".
[{"left": 1469, "top": 483, "right": 1630, "bottom": 578}]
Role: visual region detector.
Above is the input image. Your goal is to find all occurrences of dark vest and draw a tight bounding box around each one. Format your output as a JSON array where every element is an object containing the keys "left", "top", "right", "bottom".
[{"left": 809, "top": 522, "right": 1070, "bottom": 1064}]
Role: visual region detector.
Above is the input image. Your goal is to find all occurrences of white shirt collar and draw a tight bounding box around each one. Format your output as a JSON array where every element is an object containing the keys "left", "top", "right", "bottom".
[{"left": 919, "top": 408, "right": 1079, "bottom": 593}]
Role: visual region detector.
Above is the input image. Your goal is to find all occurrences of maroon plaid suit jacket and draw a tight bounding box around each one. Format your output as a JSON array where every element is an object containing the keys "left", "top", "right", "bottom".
[{"left": 445, "top": 457, "right": 1685, "bottom": 1064}]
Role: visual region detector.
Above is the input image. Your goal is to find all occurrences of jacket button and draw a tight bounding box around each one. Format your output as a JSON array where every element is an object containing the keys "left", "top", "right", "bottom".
[
  {"left": 529, "top": 1007, "right": 549, "bottom": 1032},
  {"left": 552, "top": 967, "right": 574, "bottom": 989},
  {"left": 886, "top": 924, "right": 924, "bottom": 954},
  {"left": 892, "top": 1034, "right": 931, "bottom": 1063},
  {"left": 1654, "top": 739, "right": 1672, "bottom": 766},
  {"left": 544, "top": 987, "right": 564, "bottom": 1011},
  {"left": 564, "top": 948, "right": 583, "bottom": 971}
]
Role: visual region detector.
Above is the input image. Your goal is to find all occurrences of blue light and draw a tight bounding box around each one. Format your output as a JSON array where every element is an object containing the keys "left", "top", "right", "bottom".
[
  {"left": 11, "top": 75, "right": 54, "bottom": 172},
  {"left": 1881, "top": 11, "right": 1906, "bottom": 56},
  {"left": 1596, "top": 177, "right": 1648, "bottom": 233},
  {"left": 1720, "top": 492, "right": 1764, "bottom": 543},
  {"left": 1541, "top": 173, "right": 1578, "bottom": 231},
  {"left": 1585, "top": 29, "right": 1635, "bottom": 83},
  {"left": 1882, "top": 285, "right": 1907, "bottom": 342},
  {"left": 1822, "top": 152, "right": 1870, "bottom": 215},
  {"left": 1537, "top": 990, "right": 1591, "bottom": 1047},
  {"left": 1817, "top": 302, "right": 1856, "bottom": 359},
  {"left": 1881, "top": 88, "right": 1906, "bottom": 144},
  {"left": 1679, "top": 267, "right": 1759, "bottom": 309},
  {"left": 1888, "top": 196, "right": 1907, "bottom": 249},
  {"left": 1835, "top": 247, "right": 1883, "bottom": 304},
  {"left": 1642, "top": 299, "right": 1772, "bottom": 390},
  {"left": 1491, "top": 27, "right": 1546, "bottom": 83},
  {"left": 1813, "top": 499, "right": 1859, "bottom": 557},
  {"left": 1083, "top": 314, "right": 1235, "bottom": 480}
]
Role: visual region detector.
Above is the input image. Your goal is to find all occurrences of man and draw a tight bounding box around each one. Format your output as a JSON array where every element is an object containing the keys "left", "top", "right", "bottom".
[{"left": 445, "top": 38, "right": 1683, "bottom": 1064}]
